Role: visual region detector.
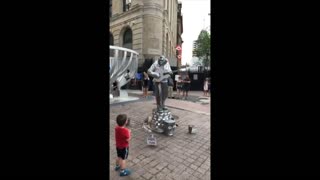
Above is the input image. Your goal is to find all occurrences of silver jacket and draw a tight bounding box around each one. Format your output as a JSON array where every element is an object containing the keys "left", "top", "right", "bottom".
[{"left": 148, "top": 59, "right": 172, "bottom": 83}]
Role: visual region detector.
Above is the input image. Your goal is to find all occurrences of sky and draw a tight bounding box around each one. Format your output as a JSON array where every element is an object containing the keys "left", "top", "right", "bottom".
[{"left": 180, "top": 0, "right": 211, "bottom": 65}]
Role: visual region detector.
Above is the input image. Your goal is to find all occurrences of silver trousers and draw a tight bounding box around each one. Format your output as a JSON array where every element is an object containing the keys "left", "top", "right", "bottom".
[
  {"left": 153, "top": 82, "right": 168, "bottom": 110},
  {"left": 168, "top": 86, "right": 173, "bottom": 98}
]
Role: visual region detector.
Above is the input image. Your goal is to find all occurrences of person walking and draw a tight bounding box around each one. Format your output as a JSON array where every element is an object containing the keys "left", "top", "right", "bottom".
[
  {"left": 203, "top": 78, "right": 209, "bottom": 96},
  {"left": 167, "top": 76, "right": 174, "bottom": 98},
  {"left": 142, "top": 72, "right": 149, "bottom": 98},
  {"left": 182, "top": 75, "right": 191, "bottom": 100},
  {"left": 112, "top": 80, "right": 120, "bottom": 97},
  {"left": 176, "top": 76, "right": 183, "bottom": 99},
  {"left": 125, "top": 69, "right": 131, "bottom": 90},
  {"left": 208, "top": 78, "right": 211, "bottom": 96}
]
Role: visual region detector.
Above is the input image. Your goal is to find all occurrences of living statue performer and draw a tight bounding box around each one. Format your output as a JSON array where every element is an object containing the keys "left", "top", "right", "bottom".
[{"left": 148, "top": 56, "right": 173, "bottom": 111}]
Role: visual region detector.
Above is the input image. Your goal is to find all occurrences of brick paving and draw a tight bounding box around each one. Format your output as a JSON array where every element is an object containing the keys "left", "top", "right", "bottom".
[
  {"left": 109, "top": 99, "right": 211, "bottom": 180},
  {"left": 125, "top": 90, "right": 211, "bottom": 115}
]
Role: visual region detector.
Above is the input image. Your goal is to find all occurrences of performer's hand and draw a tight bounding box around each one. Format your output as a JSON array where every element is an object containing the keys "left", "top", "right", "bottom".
[{"left": 154, "top": 73, "right": 160, "bottom": 78}]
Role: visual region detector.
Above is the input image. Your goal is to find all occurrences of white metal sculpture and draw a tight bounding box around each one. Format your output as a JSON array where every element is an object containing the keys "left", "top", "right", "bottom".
[{"left": 109, "top": 46, "right": 139, "bottom": 100}]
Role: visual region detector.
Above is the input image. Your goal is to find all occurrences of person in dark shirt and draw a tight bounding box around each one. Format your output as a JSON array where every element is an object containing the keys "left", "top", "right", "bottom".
[
  {"left": 142, "top": 72, "right": 149, "bottom": 98},
  {"left": 208, "top": 78, "right": 211, "bottom": 96},
  {"left": 114, "top": 114, "right": 131, "bottom": 176},
  {"left": 125, "top": 69, "right": 131, "bottom": 90},
  {"left": 182, "top": 75, "right": 191, "bottom": 100},
  {"left": 176, "top": 76, "right": 183, "bottom": 99},
  {"left": 112, "top": 81, "right": 120, "bottom": 97},
  {"left": 167, "top": 76, "right": 174, "bottom": 98}
]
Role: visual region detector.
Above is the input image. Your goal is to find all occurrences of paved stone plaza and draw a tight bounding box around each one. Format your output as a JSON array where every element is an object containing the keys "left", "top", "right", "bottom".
[{"left": 109, "top": 92, "right": 211, "bottom": 180}]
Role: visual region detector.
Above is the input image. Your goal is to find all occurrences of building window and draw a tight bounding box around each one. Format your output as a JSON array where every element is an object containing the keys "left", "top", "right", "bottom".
[
  {"left": 123, "top": 28, "right": 132, "bottom": 49},
  {"left": 123, "top": 0, "right": 131, "bottom": 12}
]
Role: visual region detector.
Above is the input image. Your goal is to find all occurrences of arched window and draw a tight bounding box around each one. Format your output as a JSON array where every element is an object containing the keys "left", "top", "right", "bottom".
[
  {"left": 123, "top": 0, "right": 131, "bottom": 12},
  {"left": 123, "top": 28, "right": 132, "bottom": 49}
]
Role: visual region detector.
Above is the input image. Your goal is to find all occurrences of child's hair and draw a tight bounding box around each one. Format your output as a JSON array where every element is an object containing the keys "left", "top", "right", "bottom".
[{"left": 116, "top": 114, "right": 127, "bottom": 126}]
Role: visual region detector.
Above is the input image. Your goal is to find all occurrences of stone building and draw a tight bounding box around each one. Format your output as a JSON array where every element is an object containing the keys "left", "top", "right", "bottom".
[
  {"left": 109, "top": 0, "right": 183, "bottom": 70},
  {"left": 176, "top": 1, "right": 183, "bottom": 68}
]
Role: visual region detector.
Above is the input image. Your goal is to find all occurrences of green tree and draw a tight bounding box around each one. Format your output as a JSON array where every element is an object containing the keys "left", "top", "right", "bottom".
[{"left": 194, "top": 30, "right": 210, "bottom": 68}]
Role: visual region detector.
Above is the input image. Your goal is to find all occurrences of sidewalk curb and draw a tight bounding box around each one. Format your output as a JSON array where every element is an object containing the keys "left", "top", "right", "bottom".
[{"left": 166, "top": 105, "right": 210, "bottom": 116}]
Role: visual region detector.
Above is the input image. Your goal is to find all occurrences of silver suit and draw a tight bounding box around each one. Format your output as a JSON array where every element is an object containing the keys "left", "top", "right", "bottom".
[{"left": 148, "top": 56, "right": 172, "bottom": 111}]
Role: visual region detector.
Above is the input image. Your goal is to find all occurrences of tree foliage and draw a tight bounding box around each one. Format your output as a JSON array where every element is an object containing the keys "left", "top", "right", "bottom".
[{"left": 193, "top": 30, "right": 210, "bottom": 67}]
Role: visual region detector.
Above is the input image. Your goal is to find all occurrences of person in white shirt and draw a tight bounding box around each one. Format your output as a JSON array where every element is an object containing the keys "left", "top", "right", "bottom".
[{"left": 203, "top": 78, "right": 209, "bottom": 96}]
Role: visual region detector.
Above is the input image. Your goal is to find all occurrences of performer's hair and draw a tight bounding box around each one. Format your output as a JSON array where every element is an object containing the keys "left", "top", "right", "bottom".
[{"left": 116, "top": 114, "right": 128, "bottom": 126}]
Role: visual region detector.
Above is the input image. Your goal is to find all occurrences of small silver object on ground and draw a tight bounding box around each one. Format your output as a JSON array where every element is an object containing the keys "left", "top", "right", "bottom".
[{"left": 188, "top": 125, "right": 197, "bottom": 134}]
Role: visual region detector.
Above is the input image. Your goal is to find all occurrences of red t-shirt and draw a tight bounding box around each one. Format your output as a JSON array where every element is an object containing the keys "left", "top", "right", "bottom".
[{"left": 115, "top": 126, "right": 130, "bottom": 148}]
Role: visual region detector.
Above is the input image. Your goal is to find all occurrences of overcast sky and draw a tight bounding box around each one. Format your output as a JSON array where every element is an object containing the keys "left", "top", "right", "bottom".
[{"left": 180, "top": 0, "right": 211, "bottom": 65}]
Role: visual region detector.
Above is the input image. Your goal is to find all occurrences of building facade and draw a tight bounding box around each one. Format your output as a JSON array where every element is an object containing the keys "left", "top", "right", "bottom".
[
  {"left": 176, "top": 1, "right": 183, "bottom": 68},
  {"left": 109, "top": 0, "right": 182, "bottom": 70}
]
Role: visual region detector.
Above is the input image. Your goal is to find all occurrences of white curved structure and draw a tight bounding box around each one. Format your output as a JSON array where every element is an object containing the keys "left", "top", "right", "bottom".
[{"left": 109, "top": 46, "right": 139, "bottom": 103}]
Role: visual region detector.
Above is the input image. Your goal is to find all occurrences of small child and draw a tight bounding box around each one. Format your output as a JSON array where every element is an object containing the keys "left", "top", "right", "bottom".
[{"left": 114, "top": 114, "right": 131, "bottom": 176}]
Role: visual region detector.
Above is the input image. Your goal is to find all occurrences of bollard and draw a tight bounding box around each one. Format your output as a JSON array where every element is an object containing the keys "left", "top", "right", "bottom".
[{"left": 188, "top": 125, "right": 194, "bottom": 134}]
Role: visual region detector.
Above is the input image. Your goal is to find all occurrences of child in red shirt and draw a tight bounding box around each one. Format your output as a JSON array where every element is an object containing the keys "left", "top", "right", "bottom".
[{"left": 114, "top": 114, "right": 131, "bottom": 176}]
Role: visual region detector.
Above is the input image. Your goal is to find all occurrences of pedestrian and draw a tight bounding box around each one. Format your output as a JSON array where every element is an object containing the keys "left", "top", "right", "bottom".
[
  {"left": 112, "top": 81, "right": 120, "bottom": 97},
  {"left": 182, "top": 75, "right": 191, "bottom": 100},
  {"left": 176, "top": 76, "right": 183, "bottom": 99},
  {"left": 208, "top": 78, "right": 211, "bottom": 96},
  {"left": 114, "top": 114, "right": 131, "bottom": 176},
  {"left": 167, "top": 76, "right": 174, "bottom": 98},
  {"left": 142, "top": 72, "right": 149, "bottom": 98},
  {"left": 203, "top": 78, "right": 209, "bottom": 96},
  {"left": 125, "top": 69, "right": 131, "bottom": 90}
]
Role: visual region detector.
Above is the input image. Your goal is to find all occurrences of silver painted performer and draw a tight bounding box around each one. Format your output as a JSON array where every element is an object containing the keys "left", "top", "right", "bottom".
[{"left": 148, "top": 55, "right": 173, "bottom": 111}]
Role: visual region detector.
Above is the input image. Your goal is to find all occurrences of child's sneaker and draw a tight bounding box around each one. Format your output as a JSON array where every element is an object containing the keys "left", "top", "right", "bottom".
[
  {"left": 114, "top": 165, "right": 120, "bottom": 171},
  {"left": 119, "top": 169, "right": 131, "bottom": 176}
]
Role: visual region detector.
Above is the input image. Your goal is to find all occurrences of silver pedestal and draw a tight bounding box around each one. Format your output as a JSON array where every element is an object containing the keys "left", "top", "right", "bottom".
[{"left": 150, "top": 108, "right": 176, "bottom": 136}]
